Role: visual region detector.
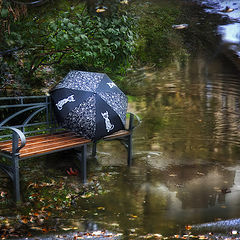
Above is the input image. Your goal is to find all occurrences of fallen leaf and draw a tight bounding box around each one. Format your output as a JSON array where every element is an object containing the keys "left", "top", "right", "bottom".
[
  {"left": 30, "top": 226, "right": 43, "bottom": 231},
  {"left": 97, "top": 207, "right": 105, "bottom": 210},
  {"left": 172, "top": 24, "right": 188, "bottom": 29},
  {"left": 185, "top": 225, "right": 192, "bottom": 230},
  {"left": 0, "top": 192, "right": 7, "bottom": 198},
  {"left": 220, "top": 7, "right": 234, "bottom": 13},
  {"left": 62, "top": 227, "right": 73, "bottom": 231},
  {"left": 96, "top": 8, "right": 106, "bottom": 13},
  {"left": 120, "top": 0, "right": 128, "bottom": 4},
  {"left": 42, "top": 228, "right": 48, "bottom": 233},
  {"left": 199, "top": 235, "right": 208, "bottom": 239},
  {"left": 74, "top": 236, "right": 84, "bottom": 239},
  {"left": 153, "top": 233, "right": 162, "bottom": 238},
  {"left": 81, "top": 193, "right": 92, "bottom": 198},
  {"left": 92, "top": 231, "right": 102, "bottom": 235},
  {"left": 20, "top": 217, "right": 28, "bottom": 224}
]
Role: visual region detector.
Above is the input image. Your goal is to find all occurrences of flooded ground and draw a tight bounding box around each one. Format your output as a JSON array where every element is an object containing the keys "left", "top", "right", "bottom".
[
  {"left": 1, "top": 0, "right": 240, "bottom": 239},
  {"left": 195, "top": 0, "right": 240, "bottom": 58}
]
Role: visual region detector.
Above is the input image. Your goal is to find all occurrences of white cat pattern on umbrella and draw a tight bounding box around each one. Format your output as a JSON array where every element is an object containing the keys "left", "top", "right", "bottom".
[{"left": 101, "top": 111, "right": 114, "bottom": 132}]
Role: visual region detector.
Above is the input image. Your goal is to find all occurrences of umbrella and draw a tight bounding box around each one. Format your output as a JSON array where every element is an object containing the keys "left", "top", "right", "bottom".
[{"left": 50, "top": 70, "right": 128, "bottom": 140}]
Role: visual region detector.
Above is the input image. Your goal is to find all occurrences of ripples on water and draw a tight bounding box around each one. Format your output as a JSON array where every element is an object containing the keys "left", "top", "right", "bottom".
[{"left": 129, "top": 53, "right": 240, "bottom": 157}]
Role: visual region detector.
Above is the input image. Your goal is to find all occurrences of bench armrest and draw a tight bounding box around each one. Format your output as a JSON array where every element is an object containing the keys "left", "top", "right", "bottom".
[
  {"left": 127, "top": 112, "right": 141, "bottom": 131},
  {"left": 0, "top": 127, "right": 26, "bottom": 154}
]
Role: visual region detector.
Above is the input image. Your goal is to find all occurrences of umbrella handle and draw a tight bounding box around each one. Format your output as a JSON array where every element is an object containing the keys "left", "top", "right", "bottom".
[{"left": 127, "top": 112, "right": 141, "bottom": 131}]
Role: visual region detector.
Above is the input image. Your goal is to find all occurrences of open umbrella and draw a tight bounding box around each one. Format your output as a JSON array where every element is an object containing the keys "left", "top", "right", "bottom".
[{"left": 50, "top": 70, "right": 128, "bottom": 140}]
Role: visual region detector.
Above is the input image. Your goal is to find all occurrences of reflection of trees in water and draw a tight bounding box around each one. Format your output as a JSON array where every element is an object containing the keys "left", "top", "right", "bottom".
[{"left": 131, "top": 50, "right": 240, "bottom": 162}]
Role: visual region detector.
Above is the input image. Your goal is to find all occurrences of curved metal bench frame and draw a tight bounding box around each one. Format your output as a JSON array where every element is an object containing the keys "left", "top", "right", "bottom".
[{"left": 0, "top": 96, "right": 140, "bottom": 202}]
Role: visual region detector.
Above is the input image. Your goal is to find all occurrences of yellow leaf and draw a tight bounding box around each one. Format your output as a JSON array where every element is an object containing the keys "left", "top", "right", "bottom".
[
  {"left": 120, "top": 0, "right": 128, "bottom": 4},
  {"left": 97, "top": 207, "right": 105, "bottom": 210},
  {"left": 96, "top": 8, "right": 105, "bottom": 13},
  {"left": 81, "top": 193, "right": 92, "bottom": 198},
  {"left": 31, "top": 226, "right": 42, "bottom": 231}
]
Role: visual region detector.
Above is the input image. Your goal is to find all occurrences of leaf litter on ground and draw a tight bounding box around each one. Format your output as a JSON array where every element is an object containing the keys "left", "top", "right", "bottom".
[{"left": 0, "top": 166, "right": 114, "bottom": 239}]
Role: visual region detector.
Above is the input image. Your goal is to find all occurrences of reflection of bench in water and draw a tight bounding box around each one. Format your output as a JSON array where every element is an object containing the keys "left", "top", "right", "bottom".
[{"left": 0, "top": 96, "right": 140, "bottom": 202}]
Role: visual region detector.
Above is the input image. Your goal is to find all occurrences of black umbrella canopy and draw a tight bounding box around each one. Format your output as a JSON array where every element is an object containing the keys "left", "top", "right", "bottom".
[{"left": 50, "top": 70, "right": 128, "bottom": 140}]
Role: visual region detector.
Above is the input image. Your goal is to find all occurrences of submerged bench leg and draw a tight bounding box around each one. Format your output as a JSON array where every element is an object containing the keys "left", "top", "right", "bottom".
[
  {"left": 127, "top": 134, "right": 133, "bottom": 166},
  {"left": 76, "top": 144, "right": 87, "bottom": 184},
  {"left": 12, "top": 155, "right": 21, "bottom": 202}
]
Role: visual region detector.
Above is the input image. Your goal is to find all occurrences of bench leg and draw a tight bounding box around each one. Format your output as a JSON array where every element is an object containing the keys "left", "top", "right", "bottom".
[
  {"left": 0, "top": 158, "right": 20, "bottom": 202},
  {"left": 12, "top": 155, "right": 21, "bottom": 202},
  {"left": 127, "top": 134, "right": 133, "bottom": 166},
  {"left": 76, "top": 145, "right": 87, "bottom": 184},
  {"left": 92, "top": 141, "right": 97, "bottom": 158}
]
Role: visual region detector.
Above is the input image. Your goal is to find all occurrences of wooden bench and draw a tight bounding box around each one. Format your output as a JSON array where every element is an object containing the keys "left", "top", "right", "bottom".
[{"left": 0, "top": 96, "right": 140, "bottom": 202}]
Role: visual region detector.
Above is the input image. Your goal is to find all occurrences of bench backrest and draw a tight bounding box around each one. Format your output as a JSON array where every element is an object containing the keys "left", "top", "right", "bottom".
[{"left": 0, "top": 95, "right": 59, "bottom": 139}]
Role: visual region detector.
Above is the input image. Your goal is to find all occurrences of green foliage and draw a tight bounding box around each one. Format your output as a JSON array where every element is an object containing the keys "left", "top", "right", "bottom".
[
  {"left": 134, "top": 3, "right": 185, "bottom": 67},
  {"left": 48, "top": 12, "right": 135, "bottom": 75},
  {"left": 0, "top": 2, "right": 135, "bottom": 90}
]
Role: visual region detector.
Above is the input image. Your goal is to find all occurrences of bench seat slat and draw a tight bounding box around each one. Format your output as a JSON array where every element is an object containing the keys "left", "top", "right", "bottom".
[
  {"left": 19, "top": 133, "right": 84, "bottom": 148},
  {"left": 21, "top": 137, "right": 89, "bottom": 152},
  {"left": 0, "top": 136, "right": 90, "bottom": 153},
  {"left": 20, "top": 139, "right": 90, "bottom": 158},
  {"left": 23, "top": 131, "right": 75, "bottom": 142},
  {"left": 0, "top": 131, "right": 75, "bottom": 148},
  {"left": 0, "top": 132, "right": 91, "bottom": 158}
]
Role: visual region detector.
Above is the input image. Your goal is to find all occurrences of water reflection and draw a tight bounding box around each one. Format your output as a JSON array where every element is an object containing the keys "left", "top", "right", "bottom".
[
  {"left": 91, "top": 33, "right": 240, "bottom": 235},
  {"left": 218, "top": 23, "right": 240, "bottom": 44},
  {"left": 218, "top": 23, "right": 240, "bottom": 57},
  {"left": 196, "top": 0, "right": 240, "bottom": 57},
  {"left": 85, "top": 148, "right": 240, "bottom": 236},
  {"left": 129, "top": 51, "right": 240, "bottom": 161}
]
